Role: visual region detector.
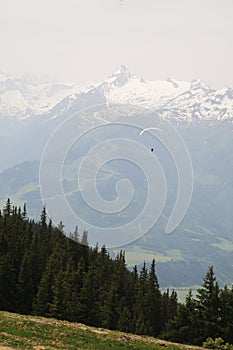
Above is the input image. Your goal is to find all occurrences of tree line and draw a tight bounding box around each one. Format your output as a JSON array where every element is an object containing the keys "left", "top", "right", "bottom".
[{"left": 0, "top": 199, "right": 233, "bottom": 345}]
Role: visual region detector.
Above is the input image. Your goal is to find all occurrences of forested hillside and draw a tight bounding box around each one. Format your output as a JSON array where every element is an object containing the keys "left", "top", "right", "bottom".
[{"left": 0, "top": 200, "right": 233, "bottom": 346}]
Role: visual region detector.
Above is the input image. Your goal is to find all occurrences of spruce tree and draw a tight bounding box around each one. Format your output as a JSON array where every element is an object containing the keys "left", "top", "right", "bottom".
[
  {"left": 61, "top": 257, "right": 81, "bottom": 322},
  {"left": 219, "top": 285, "right": 233, "bottom": 343},
  {"left": 163, "top": 289, "right": 198, "bottom": 344},
  {"left": 144, "top": 259, "right": 162, "bottom": 336},
  {"left": 196, "top": 266, "right": 221, "bottom": 340},
  {"left": 133, "top": 262, "right": 148, "bottom": 335},
  {"left": 17, "top": 250, "right": 35, "bottom": 314}
]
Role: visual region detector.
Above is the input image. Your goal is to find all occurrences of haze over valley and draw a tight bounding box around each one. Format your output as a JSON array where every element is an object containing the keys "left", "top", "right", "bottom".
[{"left": 0, "top": 66, "right": 233, "bottom": 288}]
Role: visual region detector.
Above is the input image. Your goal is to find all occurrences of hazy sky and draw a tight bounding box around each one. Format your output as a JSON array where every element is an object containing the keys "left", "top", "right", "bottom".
[{"left": 1, "top": 0, "right": 233, "bottom": 88}]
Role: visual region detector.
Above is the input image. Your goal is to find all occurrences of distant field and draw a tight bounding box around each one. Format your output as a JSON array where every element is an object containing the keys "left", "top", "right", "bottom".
[
  {"left": 122, "top": 246, "right": 184, "bottom": 266},
  {"left": 0, "top": 311, "right": 203, "bottom": 350},
  {"left": 211, "top": 239, "right": 233, "bottom": 252}
]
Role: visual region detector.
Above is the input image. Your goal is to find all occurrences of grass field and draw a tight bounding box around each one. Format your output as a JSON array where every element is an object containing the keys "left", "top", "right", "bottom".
[{"left": 0, "top": 311, "right": 203, "bottom": 350}]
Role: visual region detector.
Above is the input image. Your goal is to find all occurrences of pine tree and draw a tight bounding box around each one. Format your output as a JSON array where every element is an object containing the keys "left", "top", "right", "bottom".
[
  {"left": 60, "top": 257, "right": 81, "bottom": 322},
  {"left": 3, "top": 198, "right": 11, "bottom": 217},
  {"left": 17, "top": 250, "right": 35, "bottom": 314},
  {"left": 76, "top": 263, "right": 100, "bottom": 326},
  {"left": 0, "top": 253, "right": 16, "bottom": 311},
  {"left": 73, "top": 225, "right": 79, "bottom": 242},
  {"left": 22, "top": 203, "right": 27, "bottom": 220},
  {"left": 33, "top": 250, "right": 65, "bottom": 317},
  {"left": 144, "top": 259, "right": 162, "bottom": 336},
  {"left": 101, "top": 277, "right": 121, "bottom": 330},
  {"left": 32, "top": 259, "right": 53, "bottom": 316},
  {"left": 133, "top": 262, "right": 148, "bottom": 335},
  {"left": 80, "top": 230, "right": 88, "bottom": 246},
  {"left": 219, "top": 285, "right": 233, "bottom": 343},
  {"left": 117, "top": 306, "right": 133, "bottom": 332},
  {"left": 196, "top": 266, "right": 221, "bottom": 340},
  {"left": 162, "top": 289, "right": 199, "bottom": 344},
  {"left": 40, "top": 207, "right": 47, "bottom": 228}
]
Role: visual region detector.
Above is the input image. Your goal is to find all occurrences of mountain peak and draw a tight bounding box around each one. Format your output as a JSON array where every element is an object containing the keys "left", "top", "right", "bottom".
[
  {"left": 106, "top": 65, "right": 134, "bottom": 87},
  {"left": 190, "top": 79, "right": 210, "bottom": 92},
  {"left": 112, "top": 65, "right": 133, "bottom": 78}
]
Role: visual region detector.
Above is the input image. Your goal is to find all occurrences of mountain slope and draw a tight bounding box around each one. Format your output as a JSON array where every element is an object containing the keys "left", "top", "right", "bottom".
[{"left": 0, "top": 311, "right": 203, "bottom": 350}]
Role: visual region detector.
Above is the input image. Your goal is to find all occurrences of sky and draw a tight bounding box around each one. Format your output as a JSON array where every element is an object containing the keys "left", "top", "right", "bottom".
[{"left": 1, "top": 0, "right": 233, "bottom": 88}]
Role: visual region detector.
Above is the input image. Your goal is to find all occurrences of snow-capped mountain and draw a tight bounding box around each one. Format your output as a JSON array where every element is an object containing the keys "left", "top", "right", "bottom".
[
  {"left": 1, "top": 66, "right": 233, "bottom": 122},
  {"left": 0, "top": 70, "right": 91, "bottom": 119}
]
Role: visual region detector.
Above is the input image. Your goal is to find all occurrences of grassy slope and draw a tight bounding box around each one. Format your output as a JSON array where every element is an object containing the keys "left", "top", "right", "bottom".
[{"left": 0, "top": 312, "right": 203, "bottom": 350}]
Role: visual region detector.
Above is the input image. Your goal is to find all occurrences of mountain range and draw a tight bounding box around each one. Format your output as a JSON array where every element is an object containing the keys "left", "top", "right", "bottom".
[
  {"left": 0, "top": 66, "right": 233, "bottom": 288},
  {"left": 1, "top": 65, "right": 233, "bottom": 122}
]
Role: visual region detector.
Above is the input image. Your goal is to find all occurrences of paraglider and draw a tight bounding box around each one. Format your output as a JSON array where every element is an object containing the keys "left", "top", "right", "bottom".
[
  {"left": 139, "top": 127, "right": 162, "bottom": 136},
  {"left": 140, "top": 127, "right": 161, "bottom": 153}
]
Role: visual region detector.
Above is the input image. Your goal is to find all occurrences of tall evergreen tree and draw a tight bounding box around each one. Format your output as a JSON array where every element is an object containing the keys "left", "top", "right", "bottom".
[
  {"left": 144, "top": 259, "right": 162, "bottom": 336},
  {"left": 162, "top": 289, "right": 199, "bottom": 344},
  {"left": 196, "top": 265, "right": 221, "bottom": 340},
  {"left": 219, "top": 285, "right": 233, "bottom": 343},
  {"left": 133, "top": 262, "right": 148, "bottom": 335}
]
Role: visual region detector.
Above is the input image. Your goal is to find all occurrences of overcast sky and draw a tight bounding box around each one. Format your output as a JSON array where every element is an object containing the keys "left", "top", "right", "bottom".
[{"left": 1, "top": 0, "right": 232, "bottom": 88}]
